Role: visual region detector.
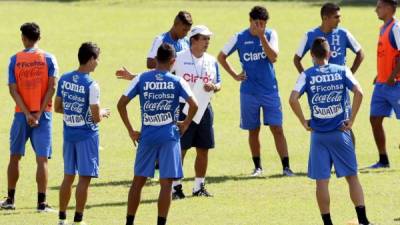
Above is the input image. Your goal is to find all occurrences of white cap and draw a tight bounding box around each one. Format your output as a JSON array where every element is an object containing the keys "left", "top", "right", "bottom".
[{"left": 188, "top": 25, "right": 213, "bottom": 39}]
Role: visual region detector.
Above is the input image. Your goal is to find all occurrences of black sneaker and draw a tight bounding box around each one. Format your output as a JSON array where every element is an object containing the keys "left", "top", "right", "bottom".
[
  {"left": 172, "top": 184, "right": 185, "bottom": 200},
  {"left": 0, "top": 197, "right": 15, "bottom": 210},
  {"left": 192, "top": 183, "right": 213, "bottom": 197}
]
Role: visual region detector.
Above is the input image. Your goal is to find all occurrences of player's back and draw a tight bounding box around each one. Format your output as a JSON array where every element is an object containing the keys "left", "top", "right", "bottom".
[
  {"left": 58, "top": 71, "right": 99, "bottom": 142},
  {"left": 302, "top": 64, "right": 351, "bottom": 132},
  {"left": 134, "top": 70, "right": 186, "bottom": 145}
]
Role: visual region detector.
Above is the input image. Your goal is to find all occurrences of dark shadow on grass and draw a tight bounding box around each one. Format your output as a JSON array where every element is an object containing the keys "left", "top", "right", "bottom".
[
  {"left": 49, "top": 172, "right": 307, "bottom": 190},
  {"left": 394, "top": 217, "right": 400, "bottom": 221},
  {"left": 358, "top": 169, "right": 398, "bottom": 174}
]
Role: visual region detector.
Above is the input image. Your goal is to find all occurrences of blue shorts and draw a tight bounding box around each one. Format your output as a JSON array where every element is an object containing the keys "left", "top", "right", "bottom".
[
  {"left": 63, "top": 134, "right": 99, "bottom": 177},
  {"left": 308, "top": 130, "right": 357, "bottom": 180},
  {"left": 10, "top": 112, "right": 52, "bottom": 158},
  {"left": 370, "top": 83, "right": 400, "bottom": 119},
  {"left": 240, "top": 92, "right": 283, "bottom": 130},
  {"left": 134, "top": 140, "right": 183, "bottom": 179},
  {"left": 179, "top": 103, "right": 215, "bottom": 150}
]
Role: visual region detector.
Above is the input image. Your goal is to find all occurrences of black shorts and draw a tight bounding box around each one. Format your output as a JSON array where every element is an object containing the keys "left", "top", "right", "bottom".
[{"left": 179, "top": 103, "right": 215, "bottom": 150}]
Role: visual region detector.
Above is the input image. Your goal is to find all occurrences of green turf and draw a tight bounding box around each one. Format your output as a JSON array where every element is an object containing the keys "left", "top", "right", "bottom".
[{"left": 0, "top": 1, "right": 399, "bottom": 225}]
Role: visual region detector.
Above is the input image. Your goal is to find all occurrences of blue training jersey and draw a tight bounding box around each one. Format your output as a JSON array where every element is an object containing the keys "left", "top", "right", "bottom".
[
  {"left": 222, "top": 28, "right": 279, "bottom": 95},
  {"left": 124, "top": 70, "right": 193, "bottom": 145},
  {"left": 57, "top": 71, "right": 100, "bottom": 142},
  {"left": 293, "top": 64, "right": 359, "bottom": 132},
  {"left": 147, "top": 32, "right": 190, "bottom": 59},
  {"left": 296, "top": 27, "right": 361, "bottom": 66}
]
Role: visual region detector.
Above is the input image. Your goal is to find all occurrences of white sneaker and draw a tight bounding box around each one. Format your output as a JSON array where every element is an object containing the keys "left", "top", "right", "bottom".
[
  {"left": 250, "top": 168, "right": 263, "bottom": 177},
  {"left": 37, "top": 203, "right": 56, "bottom": 213},
  {"left": 57, "top": 220, "right": 68, "bottom": 225}
]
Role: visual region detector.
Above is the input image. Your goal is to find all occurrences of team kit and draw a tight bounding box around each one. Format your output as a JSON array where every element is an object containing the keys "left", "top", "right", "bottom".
[{"left": 2, "top": 0, "right": 400, "bottom": 225}]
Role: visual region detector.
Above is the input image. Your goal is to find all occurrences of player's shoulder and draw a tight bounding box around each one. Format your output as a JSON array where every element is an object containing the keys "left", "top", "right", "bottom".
[
  {"left": 204, "top": 52, "right": 217, "bottom": 62},
  {"left": 265, "top": 28, "right": 276, "bottom": 35},
  {"left": 392, "top": 20, "right": 400, "bottom": 31},
  {"left": 335, "top": 27, "right": 351, "bottom": 36},
  {"left": 305, "top": 27, "right": 320, "bottom": 35},
  {"left": 176, "top": 48, "right": 190, "bottom": 59}
]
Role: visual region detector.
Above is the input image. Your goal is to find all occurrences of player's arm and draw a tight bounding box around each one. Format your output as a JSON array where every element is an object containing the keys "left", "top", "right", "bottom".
[
  {"left": 178, "top": 96, "right": 198, "bottom": 135},
  {"left": 289, "top": 72, "right": 311, "bottom": 131},
  {"left": 89, "top": 82, "right": 110, "bottom": 124},
  {"left": 293, "top": 55, "right": 305, "bottom": 74},
  {"left": 387, "top": 59, "right": 400, "bottom": 85},
  {"left": 115, "top": 66, "right": 136, "bottom": 80},
  {"left": 343, "top": 68, "right": 363, "bottom": 130},
  {"left": 289, "top": 91, "right": 311, "bottom": 131},
  {"left": 54, "top": 96, "right": 63, "bottom": 114},
  {"left": 36, "top": 76, "right": 57, "bottom": 116},
  {"left": 117, "top": 76, "right": 141, "bottom": 146},
  {"left": 146, "top": 37, "right": 162, "bottom": 69},
  {"left": 255, "top": 22, "right": 278, "bottom": 63},
  {"left": 217, "top": 52, "right": 246, "bottom": 81},
  {"left": 293, "top": 33, "right": 309, "bottom": 73},
  {"left": 8, "top": 56, "right": 36, "bottom": 126},
  {"left": 350, "top": 49, "right": 364, "bottom": 74},
  {"left": 387, "top": 24, "right": 400, "bottom": 85},
  {"left": 9, "top": 84, "right": 36, "bottom": 126}
]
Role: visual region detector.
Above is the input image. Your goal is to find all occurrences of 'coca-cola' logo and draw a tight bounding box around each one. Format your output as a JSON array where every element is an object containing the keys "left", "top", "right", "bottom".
[
  {"left": 143, "top": 100, "right": 173, "bottom": 112},
  {"left": 311, "top": 91, "right": 342, "bottom": 104}
]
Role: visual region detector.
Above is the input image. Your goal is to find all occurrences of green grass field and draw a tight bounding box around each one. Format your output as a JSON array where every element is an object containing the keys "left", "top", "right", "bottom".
[{"left": 0, "top": 1, "right": 399, "bottom": 224}]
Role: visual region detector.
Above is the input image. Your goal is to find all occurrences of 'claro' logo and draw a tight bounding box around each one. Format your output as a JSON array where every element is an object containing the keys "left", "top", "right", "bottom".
[{"left": 243, "top": 51, "right": 266, "bottom": 62}]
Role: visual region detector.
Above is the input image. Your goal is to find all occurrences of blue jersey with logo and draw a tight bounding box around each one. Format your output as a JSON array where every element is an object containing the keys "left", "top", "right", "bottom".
[
  {"left": 296, "top": 27, "right": 361, "bottom": 66},
  {"left": 57, "top": 71, "right": 99, "bottom": 142},
  {"left": 294, "top": 64, "right": 359, "bottom": 132},
  {"left": 147, "top": 32, "right": 190, "bottom": 59},
  {"left": 222, "top": 29, "right": 279, "bottom": 95},
  {"left": 124, "top": 70, "right": 193, "bottom": 145}
]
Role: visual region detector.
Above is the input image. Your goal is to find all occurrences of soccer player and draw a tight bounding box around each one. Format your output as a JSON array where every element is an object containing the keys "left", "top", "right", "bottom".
[
  {"left": 293, "top": 2, "right": 364, "bottom": 148},
  {"left": 369, "top": 0, "right": 400, "bottom": 168},
  {"left": 55, "top": 42, "right": 110, "bottom": 225},
  {"left": 170, "top": 25, "right": 221, "bottom": 199},
  {"left": 117, "top": 43, "right": 198, "bottom": 225},
  {"left": 218, "top": 6, "right": 294, "bottom": 177},
  {"left": 116, "top": 11, "right": 192, "bottom": 80},
  {"left": 289, "top": 37, "right": 372, "bottom": 225},
  {"left": 0, "top": 22, "right": 58, "bottom": 212},
  {"left": 293, "top": 2, "right": 364, "bottom": 74}
]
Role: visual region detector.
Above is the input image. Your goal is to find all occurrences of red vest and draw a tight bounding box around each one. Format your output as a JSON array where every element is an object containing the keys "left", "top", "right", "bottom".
[
  {"left": 377, "top": 19, "right": 400, "bottom": 83},
  {"left": 14, "top": 49, "right": 51, "bottom": 112}
]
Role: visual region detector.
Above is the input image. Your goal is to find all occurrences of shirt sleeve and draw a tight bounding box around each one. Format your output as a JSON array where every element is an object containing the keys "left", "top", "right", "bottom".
[
  {"left": 89, "top": 82, "right": 100, "bottom": 105},
  {"left": 45, "top": 53, "right": 59, "bottom": 77},
  {"left": 221, "top": 33, "right": 238, "bottom": 56},
  {"left": 179, "top": 78, "right": 193, "bottom": 101},
  {"left": 293, "top": 72, "right": 307, "bottom": 95},
  {"left": 213, "top": 61, "right": 221, "bottom": 88},
  {"left": 124, "top": 74, "right": 141, "bottom": 100},
  {"left": 391, "top": 23, "right": 400, "bottom": 50},
  {"left": 147, "top": 36, "right": 163, "bottom": 59},
  {"left": 8, "top": 55, "right": 17, "bottom": 84},
  {"left": 269, "top": 30, "right": 279, "bottom": 53},
  {"left": 295, "top": 33, "right": 310, "bottom": 58},
  {"left": 344, "top": 67, "right": 359, "bottom": 90},
  {"left": 345, "top": 30, "right": 362, "bottom": 53}
]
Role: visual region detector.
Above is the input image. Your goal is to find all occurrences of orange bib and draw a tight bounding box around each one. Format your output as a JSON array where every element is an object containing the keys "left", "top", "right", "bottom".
[
  {"left": 14, "top": 49, "right": 51, "bottom": 112},
  {"left": 377, "top": 20, "right": 400, "bottom": 83}
]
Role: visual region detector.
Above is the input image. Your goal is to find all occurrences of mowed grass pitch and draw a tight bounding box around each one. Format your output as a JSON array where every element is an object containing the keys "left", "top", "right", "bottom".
[{"left": 0, "top": 1, "right": 399, "bottom": 225}]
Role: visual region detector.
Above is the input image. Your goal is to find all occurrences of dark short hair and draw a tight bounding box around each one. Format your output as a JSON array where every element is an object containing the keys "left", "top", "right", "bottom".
[
  {"left": 311, "top": 37, "right": 330, "bottom": 59},
  {"left": 249, "top": 6, "right": 269, "bottom": 21},
  {"left": 156, "top": 43, "right": 176, "bottom": 64},
  {"left": 380, "top": 0, "right": 398, "bottom": 8},
  {"left": 174, "top": 11, "right": 193, "bottom": 26},
  {"left": 78, "top": 42, "right": 100, "bottom": 65},
  {"left": 320, "top": 2, "right": 340, "bottom": 18},
  {"left": 20, "top": 22, "right": 40, "bottom": 42}
]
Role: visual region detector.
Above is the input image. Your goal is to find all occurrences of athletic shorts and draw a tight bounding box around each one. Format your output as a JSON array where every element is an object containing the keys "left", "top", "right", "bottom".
[
  {"left": 240, "top": 92, "right": 283, "bottom": 130},
  {"left": 370, "top": 83, "right": 400, "bottom": 119},
  {"left": 179, "top": 103, "right": 215, "bottom": 150},
  {"left": 134, "top": 140, "right": 183, "bottom": 179},
  {"left": 63, "top": 134, "right": 99, "bottom": 177},
  {"left": 10, "top": 112, "right": 52, "bottom": 158},
  {"left": 308, "top": 130, "right": 357, "bottom": 180}
]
